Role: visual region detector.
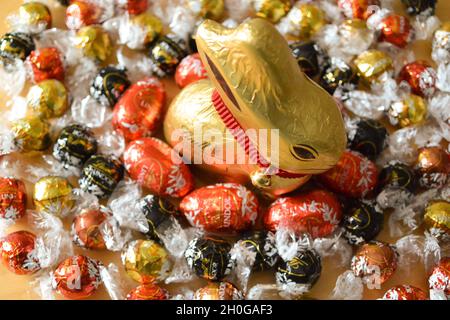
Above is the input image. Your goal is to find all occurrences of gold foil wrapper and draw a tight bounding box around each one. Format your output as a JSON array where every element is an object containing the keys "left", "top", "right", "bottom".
[
  {"left": 27, "top": 79, "right": 68, "bottom": 119},
  {"left": 74, "top": 26, "right": 112, "bottom": 63},
  {"left": 188, "top": 0, "right": 225, "bottom": 21},
  {"left": 254, "top": 0, "right": 291, "bottom": 24},
  {"left": 131, "top": 13, "right": 163, "bottom": 47},
  {"left": 11, "top": 116, "right": 51, "bottom": 152},
  {"left": 354, "top": 49, "right": 393, "bottom": 83},
  {"left": 389, "top": 94, "right": 427, "bottom": 128},
  {"left": 424, "top": 200, "right": 450, "bottom": 240},
  {"left": 121, "top": 240, "right": 171, "bottom": 284},
  {"left": 18, "top": 2, "right": 51, "bottom": 30},
  {"left": 33, "top": 176, "right": 74, "bottom": 216},
  {"left": 279, "top": 3, "right": 326, "bottom": 39}
]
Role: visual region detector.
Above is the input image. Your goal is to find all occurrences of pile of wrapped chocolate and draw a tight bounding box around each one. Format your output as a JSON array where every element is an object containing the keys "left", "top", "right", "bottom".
[{"left": 0, "top": 0, "right": 448, "bottom": 300}]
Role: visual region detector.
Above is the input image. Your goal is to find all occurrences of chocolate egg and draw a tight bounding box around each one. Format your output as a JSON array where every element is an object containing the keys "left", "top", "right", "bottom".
[{"left": 175, "top": 53, "right": 208, "bottom": 88}]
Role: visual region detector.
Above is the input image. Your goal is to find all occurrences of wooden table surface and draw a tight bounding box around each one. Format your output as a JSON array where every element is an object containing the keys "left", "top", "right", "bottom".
[{"left": 0, "top": 0, "right": 449, "bottom": 300}]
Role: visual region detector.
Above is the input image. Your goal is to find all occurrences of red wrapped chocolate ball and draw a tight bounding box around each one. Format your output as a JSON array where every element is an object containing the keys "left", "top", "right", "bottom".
[
  {"left": 124, "top": 137, "right": 194, "bottom": 198},
  {"left": 66, "top": 1, "right": 100, "bottom": 30},
  {"left": 28, "top": 47, "right": 65, "bottom": 83},
  {"left": 112, "top": 77, "right": 166, "bottom": 141},
  {"left": 126, "top": 284, "right": 169, "bottom": 300},
  {"left": 337, "top": 0, "right": 380, "bottom": 20},
  {"left": 52, "top": 255, "right": 102, "bottom": 300},
  {"left": 264, "top": 189, "right": 342, "bottom": 238},
  {"left": 378, "top": 14, "right": 413, "bottom": 48},
  {"left": 1, "top": 231, "right": 40, "bottom": 275},
  {"left": 126, "top": 0, "right": 148, "bottom": 15},
  {"left": 429, "top": 257, "right": 450, "bottom": 299},
  {"left": 175, "top": 53, "right": 208, "bottom": 89},
  {"left": 351, "top": 241, "right": 398, "bottom": 285},
  {"left": 0, "top": 177, "right": 27, "bottom": 220},
  {"left": 383, "top": 285, "right": 428, "bottom": 300},
  {"left": 317, "top": 150, "right": 378, "bottom": 198},
  {"left": 180, "top": 183, "right": 259, "bottom": 234},
  {"left": 72, "top": 207, "right": 110, "bottom": 250},
  {"left": 398, "top": 60, "right": 437, "bottom": 97}
]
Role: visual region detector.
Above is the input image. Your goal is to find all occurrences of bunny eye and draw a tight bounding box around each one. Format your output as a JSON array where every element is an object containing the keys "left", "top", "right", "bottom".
[{"left": 290, "top": 144, "right": 318, "bottom": 161}]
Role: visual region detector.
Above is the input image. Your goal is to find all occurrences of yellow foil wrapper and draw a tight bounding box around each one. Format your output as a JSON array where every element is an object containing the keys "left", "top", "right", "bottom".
[
  {"left": 74, "top": 26, "right": 112, "bottom": 63},
  {"left": 389, "top": 94, "right": 427, "bottom": 128},
  {"left": 424, "top": 200, "right": 450, "bottom": 240},
  {"left": 33, "top": 176, "right": 74, "bottom": 216},
  {"left": 254, "top": 0, "right": 292, "bottom": 24},
  {"left": 18, "top": 2, "right": 52, "bottom": 30},
  {"left": 354, "top": 49, "right": 393, "bottom": 83},
  {"left": 27, "top": 79, "right": 68, "bottom": 119},
  {"left": 188, "top": 0, "right": 225, "bottom": 21},
  {"left": 131, "top": 13, "right": 163, "bottom": 47},
  {"left": 280, "top": 3, "right": 326, "bottom": 39},
  {"left": 11, "top": 116, "right": 51, "bottom": 152},
  {"left": 121, "top": 240, "right": 171, "bottom": 284}
]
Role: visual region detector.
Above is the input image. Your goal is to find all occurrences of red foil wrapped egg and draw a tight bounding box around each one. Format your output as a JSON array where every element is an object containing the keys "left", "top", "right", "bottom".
[
  {"left": 175, "top": 53, "right": 208, "bottom": 89},
  {"left": 112, "top": 77, "right": 166, "bottom": 141},
  {"left": 52, "top": 255, "right": 102, "bottom": 300},
  {"left": 180, "top": 183, "right": 259, "bottom": 234},
  {"left": 0, "top": 177, "right": 27, "bottom": 220},
  {"left": 0, "top": 231, "right": 40, "bottom": 275},
  {"left": 264, "top": 189, "right": 343, "bottom": 238},
  {"left": 126, "top": 284, "right": 169, "bottom": 300},
  {"left": 28, "top": 47, "right": 64, "bottom": 83},
  {"left": 126, "top": 0, "right": 149, "bottom": 15},
  {"left": 66, "top": 1, "right": 100, "bottom": 30},
  {"left": 398, "top": 60, "right": 437, "bottom": 97},
  {"left": 383, "top": 285, "right": 428, "bottom": 300},
  {"left": 337, "top": 0, "right": 380, "bottom": 20},
  {"left": 72, "top": 207, "right": 110, "bottom": 250},
  {"left": 429, "top": 257, "right": 450, "bottom": 299},
  {"left": 317, "top": 150, "right": 378, "bottom": 198},
  {"left": 124, "top": 137, "right": 194, "bottom": 198},
  {"left": 378, "top": 14, "right": 413, "bottom": 48}
]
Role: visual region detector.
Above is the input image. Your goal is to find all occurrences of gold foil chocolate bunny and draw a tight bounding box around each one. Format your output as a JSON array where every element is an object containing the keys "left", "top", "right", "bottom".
[{"left": 164, "top": 18, "right": 346, "bottom": 197}]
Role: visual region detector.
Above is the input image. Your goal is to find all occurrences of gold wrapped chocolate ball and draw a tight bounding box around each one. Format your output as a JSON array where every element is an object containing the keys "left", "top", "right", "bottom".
[
  {"left": 121, "top": 240, "right": 171, "bottom": 284},
  {"left": 188, "top": 0, "right": 225, "bottom": 21},
  {"left": 432, "top": 22, "right": 450, "bottom": 64},
  {"left": 131, "top": 13, "right": 163, "bottom": 47},
  {"left": 26, "top": 79, "right": 68, "bottom": 119},
  {"left": 354, "top": 49, "right": 393, "bottom": 83},
  {"left": 279, "top": 3, "right": 326, "bottom": 40},
  {"left": 424, "top": 200, "right": 449, "bottom": 242},
  {"left": 18, "top": 2, "right": 52, "bottom": 31},
  {"left": 33, "top": 176, "right": 74, "bottom": 216},
  {"left": 11, "top": 116, "right": 51, "bottom": 152},
  {"left": 74, "top": 26, "right": 112, "bottom": 63},
  {"left": 254, "top": 0, "right": 291, "bottom": 24},
  {"left": 388, "top": 94, "right": 427, "bottom": 128},
  {"left": 194, "top": 282, "right": 244, "bottom": 300}
]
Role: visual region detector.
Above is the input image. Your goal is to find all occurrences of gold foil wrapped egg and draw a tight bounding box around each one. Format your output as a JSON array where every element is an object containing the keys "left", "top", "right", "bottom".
[
  {"left": 354, "top": 49, "right": 393, "bottom": 83},
  {"left": 388, "top": 94, "right": 427, "bottom": 128},
  {"left": 121, "top": 240, "right": 171, "bottom": 284},
  {"left": 188, "top": 0, "right": 225, "bottom": 21},
  {"left": 131, "top": 13, "right": 163, "bottom": 47},
  {"left": 424, "top": 200, "right": 449, "bottom": 242},
  {"left": 254, "top": 0, "right": 292, "bottom": 24},
  {"left": 74, "top": 26, "right": 112, "bottom": 63},
  {"left": 11, "top": 116, "right": 51, "bottom": 152},
  {"left": 18, "top": 2, "right": 52, "bottom": 32},
  {"left": 33, "top": 176, "right": 74, "bottom": 216},
  {"left": 26, "top": 79, "right": 68, "bottom": 119}
]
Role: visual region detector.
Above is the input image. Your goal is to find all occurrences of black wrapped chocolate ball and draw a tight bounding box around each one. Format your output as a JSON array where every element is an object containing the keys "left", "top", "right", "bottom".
[
  {"left": 319, "top": 58, "right": 358, "bottom": 94},
  {"left": 0, "top": 32, "right": 35, "bottom": 66},
  {"left": 184, "top": 236, "right": 233, "bottom": 281},
  {"left": 79, "top": 155, "right": 124, "bottom": 198},
  {"left": 53, "top": 124, "right": 98, "bottom": 168},
  {"left": 149, "top": 34, "right": 187, "bottom": 77},
  {"left": 276, "top": 249, "right": 322, "bottom": 287},
  {"left": 342, "top": 200, "right": 384, "bottom": 245},
  {"left": 347, "top": 119, "right": 388, "bottom": 160},
  {"left": 139, "top": 194, "right": 178, "bottom": 240},
  {"left": 289, "top": 41, "right": 320, "bottom": 78},
  {"left": 378, "top": 162, "right": 418, "bottom": 194},
  {"left": 401, "top": 0, "right": 437, "bottom": 15},
  {"left": 90, "top": 66, "right": 131, "bottom": 108},
  {"left": 240, "top": 231, "right": 279, "bottom": 271}
]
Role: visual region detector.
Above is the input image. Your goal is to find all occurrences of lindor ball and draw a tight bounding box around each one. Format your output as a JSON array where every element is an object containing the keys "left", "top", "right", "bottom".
[
  {"left": 423, "top": 200, "right": 450, "bottom": 242},
  {"left": 26, "top": 79, "right": 69, "bottom": 119},
  {"left": 319, "top": 58, "right": 358, "bottom": 94},
  {"left": 240, "top": 231, "right": 279, "bottom": 271},
  {"left": 194, "top": 282, "right": 244, "bottom": 300},
  {"left": 149, "top": 34, "right": 188, "bottom": 77},
  {"left": 187, "top": 0, "right": 225, "bottom": 21},
  {"left": 429, "top": 257, "right": 450, "bottom": 299},
  {"left": 398, "top": 60, "right": 437, "bottom": 97},
  {"left": 402, "top": 0, "right": 437, "bottom": 16},
  {"left": 33, "top": 176, "right": 74, "bottom": 216},
  {"left": 139, "top": 194, "right": 178, "bottom": 241},
  {"left": 11, "top": 116, "right": 51, "bottom": 152},
  {"left": 18, "top": 2, "right": 52, "bottom": 31},
  {"left": 337, "top": 0, "right": 380, "bottom": 20},
  {"left": 347, "top": 119, "right": 388, "bottom": 160},
  {"left": 378, "top": 14, "right": 413, "bottom": 48},
  {"left": 276, "top": 249, "right": 322, "bottom": 288},
  {"left": 130, "top": 13, "right": 163, "bottom": 48},
  {"left": 175, "top": 53, "right": 208, "bottom": 88},
  {"left": 415, "top": 146, "right": 449, "bottom": 189},
  {"left": 383, "top": 285, "right": 428, "bottom": 300},
  {"left": 0, "top": 32, "right": 35, "bottom": 66},
  {"left": 126, "top": 0, "right": 149, "bottom": 15},
  {"left": 126, "top": 284, "right": 169, "bottom": 300},
  {"left": 72, "top": 207, "right": 110, "bottom": 250},
  {"left": 90, "top": 66, "right": 131, "bottom": 108},
  {"left": 388, "top": 94, "right": 428, "bottom": 128},
  {"left": 52, "top": 255, "right": 102, "bottom": 300},
  {"left": 289, "top": 41, "right": 321, "bottom": 78},
  {"left": 354, "top": 49, "right": 393, "bottom": 83},
  {"left": 121, "top": 239, "right": 171, "bottom": 284},
  {"left": 74, "top": 26, "right": 112, "bottom": 63},
  {"left": 378, "top": 162, "right": 418, "bottom": 194},
  {"left": 28, "top": 47, "right": 65, "bottom": 83},
  {"left": 0, "top": 231, "right": 40, "bottom": 275},
  {"left": 254, "top": 0, "right": 292, "bottom": 24},
  {"left": 0, "top": 177, "right": 27, "bottom": 220},
  {"left": 66, "top": 1, "right": 101, "bottom": 30}
]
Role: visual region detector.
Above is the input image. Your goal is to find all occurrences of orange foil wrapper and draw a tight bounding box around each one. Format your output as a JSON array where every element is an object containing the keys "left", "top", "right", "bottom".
[
  {"left": 398, "top": 60, "right": 437, "bottom": 97},
  {"left": 124, "top": 137, "right": 194, "bottom": 198},
  {"left": 264, "top": 189, "right": 343, "bottom": 238},
  {"left": 180, "top": 183, "right": 259, "bottom": 234},
  {"left": 29, "top": 47, "right": 65, "bottom": 83},
  {"left": 378, "top": 14, "right": 413, "bottom": 48},
  {"left": 337, "top": 0, "right": 380, "bottom": 20},
  {"left": 126, "top": 284, "right": 169, "bottom": 300},
  {"left": 0, "top": 231, "right": 40, "bottom": 275},
  {"left": 175, "top": 53, "right": 208, "bottom": 88},
  {"left": 383, "top": 285, "right": 428, "bottom": 300},
  {"left": 0, "top": 177, "right": 27, "bottom": 220}
]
